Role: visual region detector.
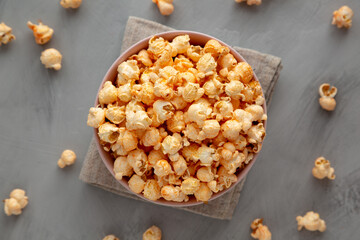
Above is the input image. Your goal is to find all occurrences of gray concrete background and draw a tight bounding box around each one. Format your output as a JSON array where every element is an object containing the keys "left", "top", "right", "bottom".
[{"left": 1, "top": 0, "right": 360, "bottom": 239}]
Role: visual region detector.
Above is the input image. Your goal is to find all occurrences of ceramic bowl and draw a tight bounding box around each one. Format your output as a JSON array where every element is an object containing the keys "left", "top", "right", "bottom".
[{"left": 93, "top": 31, "right": 267, "bottom": 207}]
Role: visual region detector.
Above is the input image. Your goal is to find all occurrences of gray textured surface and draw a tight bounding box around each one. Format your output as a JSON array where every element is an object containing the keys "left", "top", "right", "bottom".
[{"left": 0, "top": 0, "right": 359, "bottom": 239}]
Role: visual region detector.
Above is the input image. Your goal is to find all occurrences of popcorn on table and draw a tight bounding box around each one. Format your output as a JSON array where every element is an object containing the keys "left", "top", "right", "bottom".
[
  {"left": 40, "top": 48, "right": 62, "bottom": 70},
  {"left": 250, "top": 218, "right": 272, "bottom": 240},
  {"left": 3, "top": 189, "right": 28, "bottom": 216},
  {"left": 143, "top": 225, "right": 162, "bottom": 240},
  {"left": 60, "top": 0, "right": 82, "bottom": 9},
  {"left": 332, "top": 6, "right": 353, "bottom": 29},
  {"left": 312, "top": 156, "right": 335, "bottom": 180},
  {"left": 152, "top": 0, "right": 174, "bottom": 16},
  {"left": 296, "top": 211, "right": 326, "bottom": 232},
  {"left": 87, "top": 35, "right": 267, "bottom": 202},
  {"left": 235, "top": 0, "right": 262, "bottom": 6},
  {"left": 0, "top": 22, "right": 15, "bottom": 46},
  {"left": 27, "top": 21, "right": 54, "bottom": 45},
  {"left": 102, "top": 235, "right": 119, "bottom": 240},
  {"left": 58, "top": 149, "right": 76, "bottom": 168},
  {"left": 318, "top": 83, "right": 337, "bottom": 111}
]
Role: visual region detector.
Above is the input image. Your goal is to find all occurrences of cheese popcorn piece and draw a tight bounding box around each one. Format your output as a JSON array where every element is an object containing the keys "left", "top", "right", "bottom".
[
  {"left": 250, "top": 218, "right": 272, "bottom": 240},
  {"left": 143, "top": 225, "right": 162, "bottom": 240},
  {"left": 221, "top": 120, "right": 242, "bottom": 141},
  {"left": 204, "top": 39, "right": 229, "bottom": 58},
  {"left": 203, "top": 77, "right": 223, "bottom": 98},
  {"left": 213, "top": 100, "right": 233, "bottom": 121},
  {"left": 105, "top": 104, "right": 125, "bottom": 124},
  {"left": 245, "top": 105, "right": 266, "bottom": 122},
  {"left": 196, "top": 53, "right": 217, "bottom": 77},
  {"left": 166, "top": 111, "right": 185, "bottom": 133},
  {"left": 87, "top": 107, "right": 105, "bottom": 128},
  {"left": 57, "top": 149, "right": 76, "bottom": 168},
  {"left": 117, "top": 60, "right": 140, "bottom": 86},
  {"left": 186, "top": 98, "right": 212, "bottom": 127},
  {"left": 118, "top": 83, "right": 132, "bottom": 102},
  {"left": 99, "top": 81, "right": 118, "bottom": 105},
  {"left": 217, "top": 166, "right": 237, "bottom": 190},
  {"left": 153, "top": 100, "right": 174, "bottom": 124},
  {"left": 312, "top": 157, "right": 335, "bottom": 180},
  {"left": 197, "top": 144, "right": 216, "bottom": 166},
  {"left": 332, "top": 6, "right": 353, "bottom": 29},
  {"left": 111, "top": 128, "right": 138, "bottom": 156},
  {"left": 171, "top": 156, "right": 187, "bottom": 175},
  {"left": 186, "top": 45, "right": 202, "bottom": 62},
  {"left": 148, "top": 149, "right": 166, "bottom": 167},
  {"left": 161, "top": 134, "right": 182, "bottom": 155},
  {"left": 174, "top": 56, "right": 194, "bottom": 72},
  {"left": 141, "top": 127, "right": 162, "bottom": 150},
  {"left": 154, "top": 159, "right": 173, "bottom": 177},
  {"left": 181, "top": 177, "right": 200, "bottom": 195},
  {"left": 132, "top": 82, "right": 156, "bottom": 105},
  {"left": 219, "top": 53, "right": 237, "bottom": 75},
  {"left": 27, "top": 21, "right": 53, "bottom": 45},
  {"left": 128, "top": 175, "right": 146, "bottom": 193},
  {"left": 296, "top": 211, "right": 326, "bottom": 232},
  {"left": 125, "top": 101, "right": 152, "bottom": 130},
  {"left": 233, "top": 109, "right": 253, "bottom": 132},
  {"left": 198, "top": 120, "right": 220, "bottom": 140},
  {"left": 228, "top": 62, "right": 253, "bottom": 84},
  {"left": 152, "top": 0, "right": 174, "bottom": 16},
  {"left": 220, "top": 150, "right": 245, "bottom": 174},
  {"left": 114, "top": 156, "right": 133, "bottom": 180},
  {"left": 247, "top": 123, "right": 265, "bottom": 143},
  {"left": 148, "top": 37, "right": 167, "bottom": 60},
  {"left": 194, "top": 183, "right": 213, "bottom": 202},
  {"left": 98, "top": 122, "right": 119, "bottom": 144},
  {"left": 4, "top": 189, "right": 28, "bottom": 216},
  {"left": 133, "top": 49, "right": 153, "bottom": 67},
  {"left": 178, "top": 82, "right": 204, "bottom": 102},
  {"left": 196, "top": 166, "right": 214, "bottom": 182},
  {"left": 235, "top": 0, "right": 262, "bottom": 6},
  {"left": 225, "top": 80, "right": 245, "bottom": 100},
  {"left": 127, "top": 149, "right": 148, "bottom": 176},
  {"left": 40, "top": 48, "right": 62, "bottom": 70},
  {"left": 161, "top": 185, "right": 188, "bottom": 202},
  {"left": 170, "top": 35, "right": 190, "bottom": 56},
  {"left": 0, "top": 22, "right": 15, "bottom": 46},
  {"left": 60, "top": 0, "right": 82, "bottom": 8},
  {"left": 143, "top": 180, "right": 161, "bottom": 201},
  {"left": 102, "top": 235, "right": 119, "bottom": 240},
  {"left": 318, "top": 83, "right": 337, "bottom": 111}
]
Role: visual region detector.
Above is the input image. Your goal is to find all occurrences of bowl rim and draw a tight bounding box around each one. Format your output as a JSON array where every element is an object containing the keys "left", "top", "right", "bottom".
[{"left": 93, "top": 30, "right": 267, "bottom": 207}]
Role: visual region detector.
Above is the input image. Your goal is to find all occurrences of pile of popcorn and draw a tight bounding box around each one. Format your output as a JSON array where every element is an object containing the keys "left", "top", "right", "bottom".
[{"left": 87, "top": 35, "right": 267, "bottom": 202}]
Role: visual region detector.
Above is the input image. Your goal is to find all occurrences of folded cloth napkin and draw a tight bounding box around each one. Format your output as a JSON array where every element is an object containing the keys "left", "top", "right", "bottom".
[{"left": 79, "top": 16, "right": 282, "bottom": 220}]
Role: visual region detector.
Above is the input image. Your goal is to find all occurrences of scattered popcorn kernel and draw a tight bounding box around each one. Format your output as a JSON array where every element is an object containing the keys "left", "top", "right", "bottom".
[
  {"left": 87, "top": 107, "right": 105, "bottom": 128},
  {"left": 152, "top": 0, "right": 174, "bottom": 16},
  {"left": 143, "top": 180, "right": 161, "bottom": 201},
  {"left": 318, "top": 83, "right": 337, "bottom": 111},
  {"left": 27, "top": 21, "right": 53, "bottom": 45},
  {"left": 312, "top": 157, "right": 335, "bottom": 180},
  {"left": 128, "top": 174, "right": 146, "bottom": 193},
  {"left": 332, "top": 6, "right": 353, "bottom": 29},
  {"left": 0, "top": 22, "right": 15, "bottom": 46},
  {"left": 250, "top": 218, "right": 272, "bottom": 240},
  {"left": 154, "top": 159, "right": 173, "bottom": 177},
  {"left": 57, "top": 149, "right": 76, "bottom": 168},
  {"left": 102, "top": 235, "right": 119, "bottom": 240},
  {"left": 40, "top": 48, "right": 62, "bottom": 70},
  {"left": 194, "top": 182, "right": 212, "bottom": 202},
  {"left": 235, "top": 0, "right": 262, "bottom": 6},
  {"left": 296, "top": 211, "right": 326, "bottom": 232},
  {"left": 196, "top": 166, "right": 214, "bottom": 182},
  {"left": 60, "top": 0, "right": 82, "bottom": 8},
  {"left": 114, "top": 156, "right": 133, "bottom": 180},
  {"left": 127, "top": 149, "right": 148, "bottom": 176},
  {"left": 143, "top": 225, "right": 162, "bottom": 240},
  {"left": 98, "top": 122, "right": 119, "bottom": 144},
  {"left": 161, "top": 185, "right": 188, "bottom": 202},
  {"left": 181, "top": 177, "right": 200, "bottom": 195},
  {"left": 4, "top": 189, "right": 28, "bottom": 216}
]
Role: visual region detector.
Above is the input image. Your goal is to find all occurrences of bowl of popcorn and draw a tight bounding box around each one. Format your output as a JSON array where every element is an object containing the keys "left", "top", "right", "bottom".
[{"left": 87, "top": 31, "right": 267, "bottom": 206}]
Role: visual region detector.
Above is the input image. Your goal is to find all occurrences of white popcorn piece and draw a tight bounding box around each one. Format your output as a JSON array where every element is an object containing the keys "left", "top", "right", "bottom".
[
  {"left": 312, "top": 157, "right": 335, "bottom": 180},
  {"left": 148, "top": 149, "right": 166, "bottom": 167},
  {"left": 247, "top": 123, "right": 265, "bottom": 143},
  {"left": 125, "top": 101, "right": 152, "bottom": 130},
  {"left": 203, "top": 77, "right": 223, "bottom": 99},
  {"left": 57, "top": 149, "right": 76, "bottom": 168},
  {"left": 297, "top": 211, "right": 326, "bottom": 232},
  {"left": 111, "top": 128, "right": 138, "bottom": 156},
  {"left": 27, "top": 21, "right": 54, "bottom": 45},
  {"left": 166, "top": 111, "right": 185, "bottom": 133},
  {"left": 0, "top": 22, "right": 15, "bottom": 46},
  {"left": 221, "top": 120, "right": 242, "bottom": 141},
  {"left": 40, "top": 48, "right": 62, "bottom": 70},
  {"left": 197, "top": 144, "right": 216, "bottom": 166},
  {"left": 141, "top": 127, "right": 162, "bottom": 150},
  {"left": 171, "top": 156, "right": 187, "bottom": 175}
]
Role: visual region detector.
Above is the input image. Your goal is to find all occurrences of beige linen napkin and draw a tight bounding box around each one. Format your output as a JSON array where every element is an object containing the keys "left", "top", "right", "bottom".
[{"left": 79, "top": 16, "right": 282, "bottom": 220}]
